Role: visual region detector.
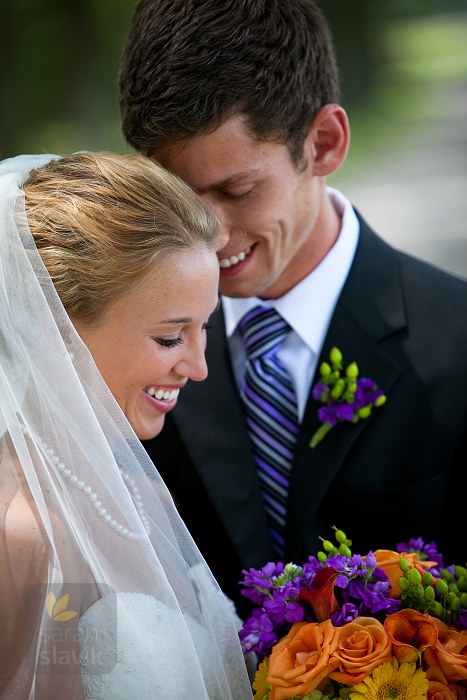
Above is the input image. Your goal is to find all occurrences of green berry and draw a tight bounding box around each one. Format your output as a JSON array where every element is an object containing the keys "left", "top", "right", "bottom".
[
  {"left": 436, "top": 579, "right": 449, "bottom": 595},
  {"left": 423, "top": 571, "right": 434, "bottom": 586},
  {"left": 433, "top": 601, "right": 444, "bottom": 617},
  {"left": 330, "top": 380, "right": 345, "bottom": 399},
  {"left": 339, "top": 544, "right": 352, "bottom": 558},
  {"left": 375, "top": 395, "right": 387, "bottom": 407},
  {"left": 451, "top": 597, "right": 462, "bottom": 612},
  {"left": 322, "top": 539, "right": 334, "bottom": 552},
  {"left": 445, "top": 592, "right": 456, "bottom": 606},
  {"left": 440, "top": 569, "right": 453, "bottom": 583},
  {"left": 399, "top": 557, "right": 410, "bottom": 572},
  {"left": 424, "top": 586, "right": 435, "bottom": 602},
  {"left": 407, "top": 568, "right": 422, "bottom": 586},
  {"left": 454, "top": 565, "right": 466, "bottom": 579},
  {"left": 320, "top": 362, "right": 331, "bottom": 377},
  {"left": 358, "top": 406, "right": 371, "bottom": 419},
  {"left": 345, "top": 362, "right": 359, "bottom": 379},
  {"left": 399, "top": 577, "right": 410, "bottom": 591},
  {"left": 460, "top": 592, "right": 467, "bottom": 607},
  {"left": 457, "top": 576, "right": 467, "bottom": 592},
  {"left": 330, "top": 347, "right": 343, "bottom": 366},
  {"left": 335, "top": 529, "right": 347, "bottom": 544},
  {"left": 317, "top": 551, "right": 327, "bottom": 563}
]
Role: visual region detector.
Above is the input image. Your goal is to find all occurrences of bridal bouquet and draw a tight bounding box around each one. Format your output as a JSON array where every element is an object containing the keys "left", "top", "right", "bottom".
[{"left": 238, "top": 530, "right": 467, "bottom": 700}]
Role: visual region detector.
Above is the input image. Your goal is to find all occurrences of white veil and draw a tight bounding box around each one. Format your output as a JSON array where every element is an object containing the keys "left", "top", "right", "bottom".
[{"left": 0, "top": 155, "right": 252, "bottom": 699}]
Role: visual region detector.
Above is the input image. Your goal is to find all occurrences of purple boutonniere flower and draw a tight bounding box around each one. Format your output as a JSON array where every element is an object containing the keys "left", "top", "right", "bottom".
[{"left": 309, "top": 347, "right": 387, "bottom": 448}]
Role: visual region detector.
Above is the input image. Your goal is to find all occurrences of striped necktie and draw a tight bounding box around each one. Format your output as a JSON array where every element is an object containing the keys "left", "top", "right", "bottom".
[{"left": 238, "top": 305, "right": 299, "bottom": 556}]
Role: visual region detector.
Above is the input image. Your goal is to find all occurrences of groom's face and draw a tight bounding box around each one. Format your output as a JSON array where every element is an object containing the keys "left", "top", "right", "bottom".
[{"left": 154, "top": 113, "right": 329, "bottom": 301}]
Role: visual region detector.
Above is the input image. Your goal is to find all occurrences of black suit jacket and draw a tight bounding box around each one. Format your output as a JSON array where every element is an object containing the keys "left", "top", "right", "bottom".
[{"left": 145, "top": 217, "right": 467, "bottom": 614}]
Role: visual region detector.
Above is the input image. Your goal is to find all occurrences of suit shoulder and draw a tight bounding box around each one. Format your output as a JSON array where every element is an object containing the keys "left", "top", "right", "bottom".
[{"left": 357, "top": 215, "right": 467, "bottom": 302}]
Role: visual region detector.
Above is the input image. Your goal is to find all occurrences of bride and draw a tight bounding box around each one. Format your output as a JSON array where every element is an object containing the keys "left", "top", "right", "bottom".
[{"left": 0, "top": 153, "right": 252, "bottom": 699}]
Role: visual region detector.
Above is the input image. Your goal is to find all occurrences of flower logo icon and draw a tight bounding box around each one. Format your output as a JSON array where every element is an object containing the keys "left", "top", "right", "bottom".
[{"left": 45, "top": 591, "right": 78, "bottom": 622}]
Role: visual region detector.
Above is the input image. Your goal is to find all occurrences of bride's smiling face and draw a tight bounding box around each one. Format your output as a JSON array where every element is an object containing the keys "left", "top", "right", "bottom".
[{"left": 74, "top": 246, "right": 219, "bottom": 440}]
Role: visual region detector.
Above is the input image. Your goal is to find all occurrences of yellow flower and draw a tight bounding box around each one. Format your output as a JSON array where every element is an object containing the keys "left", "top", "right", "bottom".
[
  {"left": 253, "top": 657, "right": 272, "bottom": 700},
  {"left": 350, "top": 658, "right": 429, "bottom": 700}
]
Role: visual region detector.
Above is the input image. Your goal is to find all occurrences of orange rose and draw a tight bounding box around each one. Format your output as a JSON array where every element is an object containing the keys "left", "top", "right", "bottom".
[
  {"left": 426, "top": 667, "right": 466, "bottom": 700},
  {"left": 328, "top": 616, "right": 392, "bottom": 684},
  {"left": 423, "top": 617, "right": 467, "bottom": 683},
  {"left": 267, "top": 619, "right": 338, "bottom": 700},
  {"left": 373, "top": 549, "right": 437, "bottom": 598},
  {"left": 384, "top": 609, "right": 438, "bottom": 663}
]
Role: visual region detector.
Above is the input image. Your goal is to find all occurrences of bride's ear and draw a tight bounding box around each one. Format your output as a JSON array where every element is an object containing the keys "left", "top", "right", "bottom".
[{"left": 303, "top": 104, "right": 350, "bottom": 177}]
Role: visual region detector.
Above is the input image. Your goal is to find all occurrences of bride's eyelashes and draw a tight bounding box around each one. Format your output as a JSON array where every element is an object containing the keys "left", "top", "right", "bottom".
[
  {"left": 154, "top": 336, "right": 183, "bottom": 349},
  {"left": 154, "top": 324, "right": 211, "bottom": 349}
]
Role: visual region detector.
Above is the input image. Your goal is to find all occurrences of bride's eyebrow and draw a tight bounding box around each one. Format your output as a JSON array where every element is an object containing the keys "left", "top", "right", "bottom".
[
  {"left": 158, "top": 317, "right": 192, "bottom": 325},
  {"left": 156, "top": 300, "right": 221, "bottom": 325}
]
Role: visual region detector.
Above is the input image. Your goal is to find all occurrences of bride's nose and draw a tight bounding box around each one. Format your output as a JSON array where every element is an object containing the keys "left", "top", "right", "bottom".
[{"left": 174, "top": 339, "right": 208, "bottom": 383}]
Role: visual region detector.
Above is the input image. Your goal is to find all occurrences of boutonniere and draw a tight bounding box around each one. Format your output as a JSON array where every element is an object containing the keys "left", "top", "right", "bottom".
[{"left": 309, "top": 346, "right": 387, "bottom": 448}]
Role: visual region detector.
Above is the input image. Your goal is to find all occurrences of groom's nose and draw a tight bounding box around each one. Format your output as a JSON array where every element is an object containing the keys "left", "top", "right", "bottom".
[{"left": 218, "top": 224, "right": 230, "bottom": 250}]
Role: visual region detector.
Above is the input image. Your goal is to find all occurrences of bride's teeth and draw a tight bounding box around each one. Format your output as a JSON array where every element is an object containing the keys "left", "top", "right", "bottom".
[
  {"left": 219, "top": 246, "right": 251, "bottom": 269},
  {"left": 146, "top": 387, "right": 180, "bottom": 401}
]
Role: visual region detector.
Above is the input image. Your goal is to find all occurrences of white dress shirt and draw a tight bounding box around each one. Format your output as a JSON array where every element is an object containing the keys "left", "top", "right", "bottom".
[{"left": 222, "top": 187, "right": 359, "bottom": 421}]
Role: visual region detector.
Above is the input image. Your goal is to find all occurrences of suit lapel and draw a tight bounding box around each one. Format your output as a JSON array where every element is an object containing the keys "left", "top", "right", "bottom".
[
  {"left": 169, "top": 308, "right": 274, "bottom": 566},
  {"left": 287, "top": 221, "right": 407, "bottom": 560}
]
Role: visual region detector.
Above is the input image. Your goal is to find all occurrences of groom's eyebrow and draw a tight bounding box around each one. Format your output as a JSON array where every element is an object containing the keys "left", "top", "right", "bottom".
[{"left": 196, "top": 168, "right": 261, "bottom": 194}]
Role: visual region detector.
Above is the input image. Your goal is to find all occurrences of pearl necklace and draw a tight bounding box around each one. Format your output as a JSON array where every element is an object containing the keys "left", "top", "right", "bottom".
[{"left": 21, "top": 423, "right": 151, "bottom": 540}]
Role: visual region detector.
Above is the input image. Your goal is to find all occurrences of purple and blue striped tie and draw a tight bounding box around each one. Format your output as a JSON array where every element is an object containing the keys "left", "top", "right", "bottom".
[{"left": 238, "top": 305, "right": 299, "bottom": 556}]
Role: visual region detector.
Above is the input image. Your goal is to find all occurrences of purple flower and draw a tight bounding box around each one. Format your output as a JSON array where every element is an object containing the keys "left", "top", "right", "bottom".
[
  {"left": 396, "top": 537, "right": 444, "bottom": 569},
  {"left": 334, "top": 402, "right": 356, "bottom": 422},
  {"left": 240, "top": 561, "right": 285, "bottom": 605},
  {"left": 238, "top": 609, "right": 278, "bottom": 657},
  {"left": 348, "top": 578, "right": 400, "bottom": 615},
  {"left": 335, "top": 573, "right": 349, "bottom": 588},
  {"left": 355, "top": 378, "right": 385, "bottom": 409},
  {"left": 302, "top": 556, "right": 322, "bottom": 584},
  {"left": 331, "top": 602, "right": 359, "bottom": 626},
  {"left": 318, "top": 406, "right": 338, "bottom": 427},
  {"left": 312, "top": 382, "right": 329, "bottom": 403},
  {"left": 263, "top": 583, "right": 304, "bottom": 626},
  {"left": 454, "top": 609, "right": 467, "bottom": 630}
]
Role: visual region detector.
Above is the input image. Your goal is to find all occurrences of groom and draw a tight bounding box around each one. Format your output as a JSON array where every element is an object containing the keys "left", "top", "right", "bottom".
[{"left": 119, "top": 0, "right": 467, "bottom": 612}]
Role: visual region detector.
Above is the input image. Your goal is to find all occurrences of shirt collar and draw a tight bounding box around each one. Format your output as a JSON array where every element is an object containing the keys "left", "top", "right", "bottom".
[{"left": 222, "top": 187, "right": 359, "bottom": 353}]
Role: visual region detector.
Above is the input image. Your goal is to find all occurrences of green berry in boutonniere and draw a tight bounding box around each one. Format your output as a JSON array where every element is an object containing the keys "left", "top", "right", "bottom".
[{"left": 309, "top": 346, "right": 387, "bottom": 448}]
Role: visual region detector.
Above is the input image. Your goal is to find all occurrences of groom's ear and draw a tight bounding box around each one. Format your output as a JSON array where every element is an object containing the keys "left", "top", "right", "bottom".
[{"left": 303, "top": 104, "right": 350, "bottom": 177}]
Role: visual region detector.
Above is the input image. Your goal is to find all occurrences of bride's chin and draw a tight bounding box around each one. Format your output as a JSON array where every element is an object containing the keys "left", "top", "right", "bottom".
[{"left": 133, "top": 417, "right": 165, "bottom": 441}]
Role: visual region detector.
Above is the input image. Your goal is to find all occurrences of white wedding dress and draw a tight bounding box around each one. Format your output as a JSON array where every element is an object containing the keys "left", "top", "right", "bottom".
[{"left": 79, "top": 592, "right": 218, "bottom": 699}]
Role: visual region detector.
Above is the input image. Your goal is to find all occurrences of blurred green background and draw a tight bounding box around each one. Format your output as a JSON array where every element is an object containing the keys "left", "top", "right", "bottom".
[{"left": 3, "top": 0, "right": 466, "bottom": 278}]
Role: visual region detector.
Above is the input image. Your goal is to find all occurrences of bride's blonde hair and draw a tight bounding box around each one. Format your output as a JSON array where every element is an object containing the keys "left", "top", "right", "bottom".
[{"left": 23, "top": 151, "right": 220, "bottom": 325}]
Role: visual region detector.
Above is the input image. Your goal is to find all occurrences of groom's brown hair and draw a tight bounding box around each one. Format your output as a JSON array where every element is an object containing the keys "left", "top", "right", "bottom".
[{"left": 119, "top": 0, "right": 340, "bottom": 167}]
